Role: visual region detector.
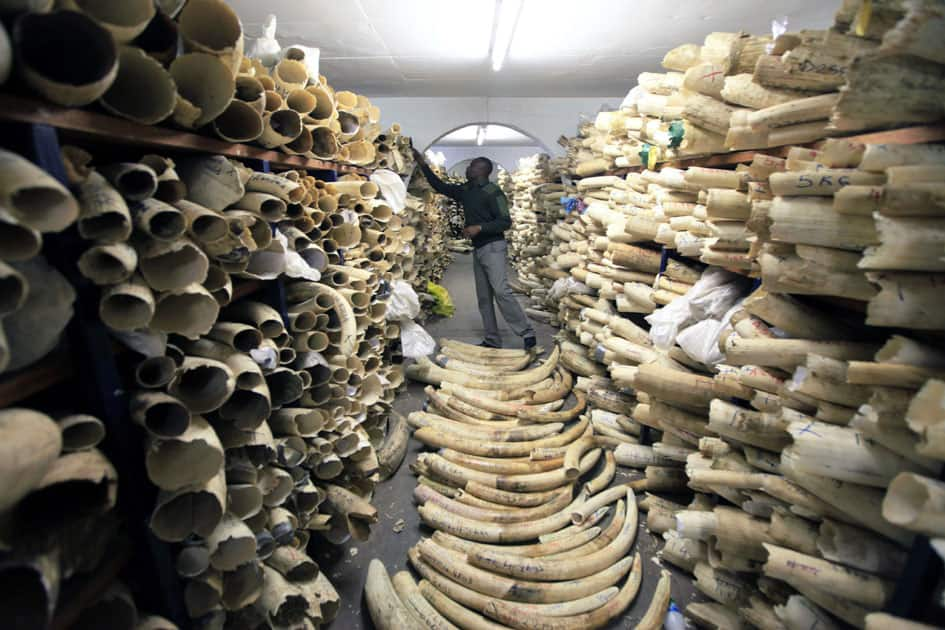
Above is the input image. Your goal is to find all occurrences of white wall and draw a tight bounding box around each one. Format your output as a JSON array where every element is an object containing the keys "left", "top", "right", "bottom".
[
  {"left": 372, "top": 96, "right": 625, "bottom": 155},
  {"left": 434, "top": 146, "right": 545, "bottom": 174}
]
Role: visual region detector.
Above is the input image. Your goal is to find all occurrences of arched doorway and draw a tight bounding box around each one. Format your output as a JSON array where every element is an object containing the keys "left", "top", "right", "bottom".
[{"left": 426, "top": 122, "right": 548, "bottom": 177}]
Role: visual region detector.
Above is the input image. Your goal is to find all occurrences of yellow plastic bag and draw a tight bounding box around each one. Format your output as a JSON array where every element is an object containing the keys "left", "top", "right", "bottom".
[{"left": 426, "top": 281, "right": 455, "bottom": 317}]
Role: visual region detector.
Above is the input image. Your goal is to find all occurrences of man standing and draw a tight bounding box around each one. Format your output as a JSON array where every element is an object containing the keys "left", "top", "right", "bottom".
[{"left": 412, "top": 149, "right": 536, "bottom": 350}]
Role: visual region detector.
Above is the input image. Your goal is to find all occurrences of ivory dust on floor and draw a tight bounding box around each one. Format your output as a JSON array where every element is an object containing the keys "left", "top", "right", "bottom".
[{"left": 317, "top": 253, "right": 703, "bottom": 629}]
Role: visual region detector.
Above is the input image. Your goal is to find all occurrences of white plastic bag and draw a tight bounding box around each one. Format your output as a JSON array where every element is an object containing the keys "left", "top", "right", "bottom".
[
  {"left": 401, "top": 320, "right": 435, "bottom": 359},
  {"left": 676, "top": 300, "right": 742, "bottom": 365},
  {"left": 249, "top": 15, "right": 281, "bottom": 67},
  {"left": 250, "top": 346, "right": 278, "bottom": 370},
  {"left": 371, "top": 169, "right": 407, "bottom": 215},
  {"left": 646, "top": 267, "right": 746, "bottom": 350},
  {"left": 387, "top": 280, "right": 420, "bottom": 321},
  {"left": 549, "top": 277, "right": 593, "bottom": 301},
  {"left": 275, "top": 232, "right": 322, "bottom": 282}
]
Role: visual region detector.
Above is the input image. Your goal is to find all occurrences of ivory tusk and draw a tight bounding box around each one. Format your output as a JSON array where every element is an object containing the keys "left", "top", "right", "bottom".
[
  {"left": 439, "top": 449, "right": 565, "bottom": 476},
  {"left": 168, "top": 356, "right": 234, "bottom": 413},
  {"left": 169, "top": 53, "right": 235, "bottom": 129},
  {"left": 129, "top": 391, "right": 190, "bottom": 438},
  {"left": 775, "top": 594, "right": 841, "bottom": 630},
  {"left": 475, "top": 554, "right": 642, "bottom": 629},
  {"left": 417, "top": 578, "right": 509, "bottom": 630},
  {"left": 415, "top": 545, "right": 623, "bottom": 623},
  {"left": 391, "top": 570, "right": 458, "bottom": 630},
  {"left": 408, "top": 411, "right": 563, "bottom": 442},
  {"left": 469, "top": 492, "right": 635, "bottom": 582},
  {"left": 410, "top": 346, "right": 560, "bottom": 390},
  {"left": 145, "top": 415, "right": 224, "bottom": 491},
  {"left": 416, "top": 537, "right": 628, "bottom": 605},
  {"left": 418, "top": 490, "right": 590, "bottom": 544},
  {"left": 786, "top": 420, "right": 926, "bottom": 488},
  {"left": 763, "top": 543, "right": 894, "bottom": 610},
  {"left": 14, "top": 11, "right": 118, "bottom": 108},
  {"left": 100, "top": 46, "right": 177, "bottom": 125},
  {"left": 635, "top": 569, "right": 671, "bottom": 630},
  {"left": 324, "top": 483, "right": 378, "bottom": 542},
  {"left": 463, "top": 482, "right": 568, "bottom": 509},
  {"left": 377, "top": 411, "right": 409, "bottom": 481},
  {"left": 865, "top": 613, "right": 939, "bottom": 630},
  {"left": 178, "top": 0, "right": 243, "bottom": 75},
  {"left": 0, "top": 149, "right": 80, "bottom": 233},
  {"left": 56, "top": 414, "right": 105, "bottom": 452},
  {"left": 415, "top": 484, "right": 573, "bottom": 525},
  {"left": 0, "top": 408, "right": 62, "bottom": 512},
  {"left": 412, "top": 415, "right": 589, "bottom": 458},
  {"left": 817, "top": 519, "right": 907, "bottom": 579},
  {"left": 431, "top": 526, "right": 603, "bottom": 560},
  {"left": 418, "top": 449, "right": 598, "bottom": 493},
  {"left": 364, "top": 560, "right": 419, "bottom": 630},
  {"left": 883, "top": 472, "right": 945, "bottom": 538}
]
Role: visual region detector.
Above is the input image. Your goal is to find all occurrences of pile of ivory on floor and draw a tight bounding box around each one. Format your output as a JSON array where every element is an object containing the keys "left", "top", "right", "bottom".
[
  {"left": 0, "top": 139, "right": 441, "bottom": 624},
  {"left": 567, "top": 1, "right": 945, "bottom": 178},
  {"left": 2, "top": 0, "right": 381, "bottom": 166},
  {"left": 364, "top": 339, "right": 680, "bottom": 630}
]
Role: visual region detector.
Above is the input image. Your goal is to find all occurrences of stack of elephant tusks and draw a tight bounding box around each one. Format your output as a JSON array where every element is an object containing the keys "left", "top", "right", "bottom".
[{"left": 365, "top": 339, "right": 672, "bottom": 630}]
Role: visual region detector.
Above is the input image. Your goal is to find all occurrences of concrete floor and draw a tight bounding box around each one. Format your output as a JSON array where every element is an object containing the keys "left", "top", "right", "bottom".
[{"left": 317, "top": 252, "right": 702, "bottom": 628}]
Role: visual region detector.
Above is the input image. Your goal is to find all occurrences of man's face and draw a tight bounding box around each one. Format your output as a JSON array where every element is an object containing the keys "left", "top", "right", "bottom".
[{"left": 466, "top": 160, "right": 487, "bottom": 180}]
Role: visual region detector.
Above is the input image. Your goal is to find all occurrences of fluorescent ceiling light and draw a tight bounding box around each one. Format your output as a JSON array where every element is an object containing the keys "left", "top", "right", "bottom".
[
  {"left": 435, "top": 125, "right": 535, "bottom": 146},
  {"left": 476, "top": 125, "right": 487, "bottom": 146},
  {"left": 490, "top": 0, "right": 523, "bottom": 71}
]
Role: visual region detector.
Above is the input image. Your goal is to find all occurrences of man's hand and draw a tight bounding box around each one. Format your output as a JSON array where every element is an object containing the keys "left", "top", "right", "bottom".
[{"left": 463, "top": 225, "right": 482, "bottom": 239}]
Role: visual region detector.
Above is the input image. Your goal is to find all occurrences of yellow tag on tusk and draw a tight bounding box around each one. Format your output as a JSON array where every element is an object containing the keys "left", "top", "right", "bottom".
[
  {"left": 647, "top": 146, "right": 659, "bottom": 170},
  {"left": 854, "top": 0, "right": 872, "bottom": 37}
]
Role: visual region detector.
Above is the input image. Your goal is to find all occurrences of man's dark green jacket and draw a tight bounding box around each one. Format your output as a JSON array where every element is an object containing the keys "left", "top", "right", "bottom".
[{"left": 418, "top": 162, "right": 511, "bottom": 249}]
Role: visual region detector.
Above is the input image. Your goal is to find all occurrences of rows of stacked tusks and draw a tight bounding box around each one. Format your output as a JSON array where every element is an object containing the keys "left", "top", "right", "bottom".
[
  {"left": 370, "top": 123, "right": 417, "bottom": 175},
  {"left": 409, "top": 167, "right": 469, "bottom": 243},
  {"left": 364, "top": 339, "right": 681, "bottom": 630},
  {"left": 0, "top": 134, "right": 449, "bottom": 625},
  {"left": 502, "top": 146, "right": 945, "bottom": 630},
  {"left": 503, "top": 154, "right": 564, "bottom": 321},
  {"left": 565, "top": 1, "right": 945, "bottom": 178},
  {"left": 0, "top": 406, "right": 134, "bottom": 628},
  {"left": 403, "top": 189, "right": 451, "bottom": 293},
  {"left": 0, "top": 140, "right": 161, "bottom": 626},
  {"left": 0, "top": 0, "right": 389, "bottom": 166}
]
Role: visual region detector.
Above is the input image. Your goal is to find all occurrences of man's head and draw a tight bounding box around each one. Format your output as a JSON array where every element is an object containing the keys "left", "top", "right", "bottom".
[{"left": 466, "top": 157, "right": 493, "bottom": 181}]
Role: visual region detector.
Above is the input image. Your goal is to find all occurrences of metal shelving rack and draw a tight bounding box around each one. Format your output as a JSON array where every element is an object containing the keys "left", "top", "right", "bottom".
[{"left": 0, "top": 100, "right": 365, "bottom": 626}]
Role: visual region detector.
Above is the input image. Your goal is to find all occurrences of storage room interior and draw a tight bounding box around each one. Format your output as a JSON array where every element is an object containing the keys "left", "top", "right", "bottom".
[{"left": 0, "top": 0, "right": 943, "bottom": 629}]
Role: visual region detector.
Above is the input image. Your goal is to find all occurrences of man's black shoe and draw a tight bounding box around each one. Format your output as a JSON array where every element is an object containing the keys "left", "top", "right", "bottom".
[
  {"left": 523, "top": 336, "right": 537, "bottom": 351},
  {"left": 478, "top": 340, "right": 501, "bottom": 349}
]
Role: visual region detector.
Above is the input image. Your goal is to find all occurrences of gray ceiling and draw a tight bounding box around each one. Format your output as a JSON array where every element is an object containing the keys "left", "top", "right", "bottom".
[{"left": 229, "top": 0, "right": 838, "bottom": 97}]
